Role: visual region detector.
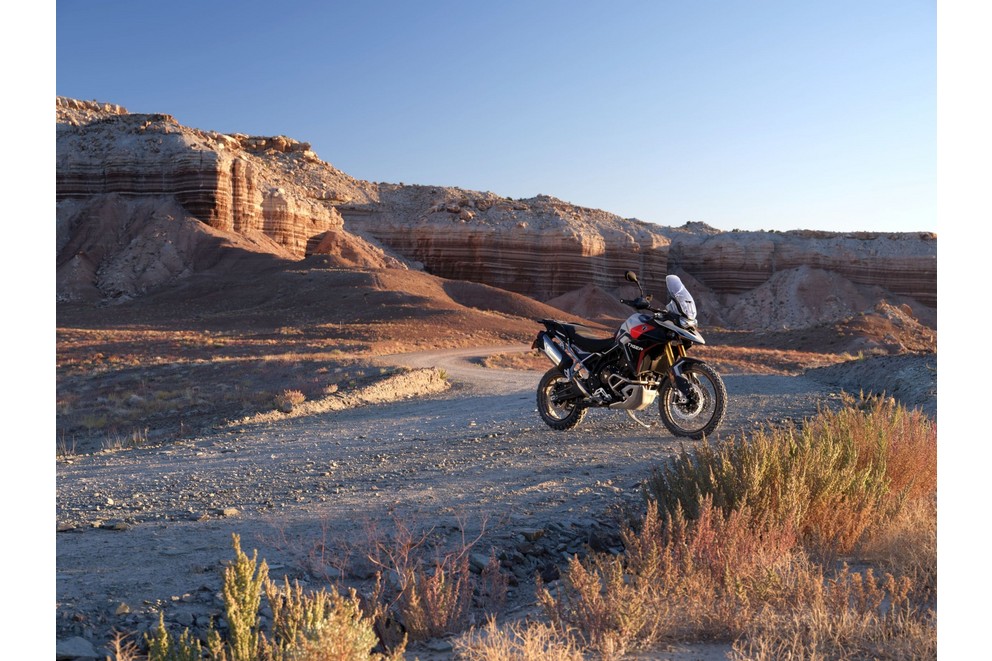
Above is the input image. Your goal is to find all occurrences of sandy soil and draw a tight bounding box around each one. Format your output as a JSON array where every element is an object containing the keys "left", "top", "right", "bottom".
[{"left": 56, "top": 340, "right": 918, "bottom": 659}]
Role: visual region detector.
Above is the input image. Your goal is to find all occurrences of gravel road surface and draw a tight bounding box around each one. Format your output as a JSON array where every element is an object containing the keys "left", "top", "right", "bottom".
[{"left": 56, "top": 344, "right": 841, "bottom": 655}]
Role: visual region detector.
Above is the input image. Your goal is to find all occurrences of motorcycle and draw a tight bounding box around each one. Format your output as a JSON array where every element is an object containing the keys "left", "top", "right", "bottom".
[{"left": 532, "top": 271, "right": 726, "bottom": 439}]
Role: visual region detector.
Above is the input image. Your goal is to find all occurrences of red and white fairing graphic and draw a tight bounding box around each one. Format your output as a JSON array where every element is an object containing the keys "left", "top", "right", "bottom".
[{"left": 617, "top": 313, "right": 654, "bottom": 343}]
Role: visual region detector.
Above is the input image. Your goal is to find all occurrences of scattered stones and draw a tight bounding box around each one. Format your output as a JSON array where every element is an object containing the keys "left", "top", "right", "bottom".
[
  {"left": 101, "top": 520, "right": 130, "bottom": 531},
  {"left": 520, "top": 527, "right": 544, "bottom": 542},
  {"left": 55, "top": 636, "right": 98, "bottom": 660},
  {"left": 469, "top": 552, "right": 492, "bottom": 573},
  {"left": 425, "top": 638, "right": 454, "bottom": 652}
]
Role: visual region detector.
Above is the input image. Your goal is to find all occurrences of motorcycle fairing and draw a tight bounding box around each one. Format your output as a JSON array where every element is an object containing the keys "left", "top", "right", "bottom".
[{"left": 656, "top": 319, "right": 706, "bottom": 344}]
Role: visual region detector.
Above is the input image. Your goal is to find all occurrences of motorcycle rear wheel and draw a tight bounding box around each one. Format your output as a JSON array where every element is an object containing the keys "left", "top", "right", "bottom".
[
  {"left": 537, "top": 368, "right": 587, "bottom": 431},
  {"left": 658, "top": 361, "right": 726, "bottom": 440}
]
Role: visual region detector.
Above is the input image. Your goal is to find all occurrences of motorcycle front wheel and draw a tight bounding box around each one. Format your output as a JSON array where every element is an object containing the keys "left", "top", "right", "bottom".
[
  {"left": 537, "top": 368, "right": 587, "bottom": 431},
  {"left": 658, "top": 361, "right": 726, "bottom": 440}
]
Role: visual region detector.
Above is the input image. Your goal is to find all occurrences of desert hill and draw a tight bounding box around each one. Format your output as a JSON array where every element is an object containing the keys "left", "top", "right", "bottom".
[{"left": 57, "top": 96, "right": 935, "bottom": 355}]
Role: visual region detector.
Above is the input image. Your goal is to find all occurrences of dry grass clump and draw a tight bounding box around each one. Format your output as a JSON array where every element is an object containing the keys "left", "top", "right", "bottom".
[
  {"left": 539, "top": 398, "right": 936, "bottom": 658},
  {"left": 730, "top": 565, "right": 935, "bottom": 660},
  {"left": 259, "top": 578, "right": 388, "bottom": 661},
  {"left": 273, "top": 389, "right": 306, "bottom": 413},
  {"left": 454, "top": 617, "right": 585, "bottom": 660},
  {"left": 390, "top": 552, "right": 475, "bottom": 640},
  {"left": 134, "top": 522, "right": 510, "bottom": 660},
  {"left": 363, "top": 517, "right": 509, "bottom": 643},
  {"left": 856, "top": 495, "right": 937, "bottom": 604},
  {"left": 538, "top": 500, "right": 798, "bottom": 656}
]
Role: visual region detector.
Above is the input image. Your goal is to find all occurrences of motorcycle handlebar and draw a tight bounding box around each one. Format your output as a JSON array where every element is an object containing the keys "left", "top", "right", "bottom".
[{"left": 620, "top": 297, "right": 664, "bottom": 313}]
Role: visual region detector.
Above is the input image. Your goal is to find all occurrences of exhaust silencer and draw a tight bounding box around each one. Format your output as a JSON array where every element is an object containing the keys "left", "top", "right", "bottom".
[{"left": 536, "top": 332, "right": 573, "bottom": 373}]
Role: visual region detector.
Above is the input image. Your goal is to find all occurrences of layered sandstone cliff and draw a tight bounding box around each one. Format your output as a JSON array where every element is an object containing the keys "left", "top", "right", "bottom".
[
  {"left": 56, "top": 98, "right": 403, "bottom": 301},
  {"left": 663, "top": 226, "right": 937, "bottom": 307},
  {"left": 56, "top": 97, "right": 936, "bottom": 336},
  {"left": 343, "top": 191, "right": 937, "bottom": 330},
  {"left": 341, "top": 187, "right": 672, "bottom": 301}
]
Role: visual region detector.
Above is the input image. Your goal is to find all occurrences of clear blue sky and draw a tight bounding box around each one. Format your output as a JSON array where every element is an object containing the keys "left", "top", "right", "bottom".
[{"left": 56, "top": 0, "right": 936, "bottom": 233}]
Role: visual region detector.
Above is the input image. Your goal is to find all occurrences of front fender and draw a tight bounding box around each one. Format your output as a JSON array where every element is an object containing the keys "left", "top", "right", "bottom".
[{"left": 671, "top": 357, "right": 710, "bottom": 397}]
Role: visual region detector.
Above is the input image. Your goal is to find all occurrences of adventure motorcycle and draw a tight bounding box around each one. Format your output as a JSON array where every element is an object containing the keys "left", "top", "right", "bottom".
[{"left": 532, "top": 271, "right": 726, "bottom": 439}]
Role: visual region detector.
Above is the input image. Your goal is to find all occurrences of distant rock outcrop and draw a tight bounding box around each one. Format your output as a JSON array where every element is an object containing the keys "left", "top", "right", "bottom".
[
  {"left": 56, "top": 98, "right": 405, "bottom": 301},
  {"left": 664, "top": 229, "right": 937, "bottom": 307},
  {"left": 56, "top": 97, "right": 936, "bottom": 341},
  {"left": 341, "top": 188, "right": 672, "bottom": 301}
]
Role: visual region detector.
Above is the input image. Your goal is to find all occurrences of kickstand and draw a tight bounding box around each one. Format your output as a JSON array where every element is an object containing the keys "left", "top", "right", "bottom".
[{"left": 625, "top": 410, "right": 653, "bottom": 429}]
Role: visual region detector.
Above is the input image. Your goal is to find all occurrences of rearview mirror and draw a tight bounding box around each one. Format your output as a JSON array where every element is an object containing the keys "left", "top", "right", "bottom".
[{"left": 624, "top": 271, "right": 638, "bottom": 283}]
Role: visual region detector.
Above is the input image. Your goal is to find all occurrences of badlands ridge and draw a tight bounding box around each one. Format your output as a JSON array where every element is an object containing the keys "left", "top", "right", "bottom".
[{"left": 56, "top": 97, "right": 936, "bottom": 344}]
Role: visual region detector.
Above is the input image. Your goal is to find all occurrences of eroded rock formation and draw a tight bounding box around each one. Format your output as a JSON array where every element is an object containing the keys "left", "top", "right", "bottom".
[
  {"left": 56, "top": 98, "right": 403, "bottom": 301},
  {"left": 342, "top": 187, "right": 672, "bottom": 300},
  {"left": 56, "top": 97, "right": 936, "bottom": 337},
  {"left": 664, "top": 228, "right": 937, "bottom": 307}
]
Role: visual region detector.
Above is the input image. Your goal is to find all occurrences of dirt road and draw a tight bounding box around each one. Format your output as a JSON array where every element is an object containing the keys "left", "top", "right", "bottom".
[{"left": 56, "top": 344, "right": 839, "bottom": 655}]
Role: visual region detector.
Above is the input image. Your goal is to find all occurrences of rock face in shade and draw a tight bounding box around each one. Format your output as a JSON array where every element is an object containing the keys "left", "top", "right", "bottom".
[
  {"left": 663, "top": 227, "right": 937, "bottom": 307},
  {"left": 56, "top": 97, "right": 936, "bottom": 336}
]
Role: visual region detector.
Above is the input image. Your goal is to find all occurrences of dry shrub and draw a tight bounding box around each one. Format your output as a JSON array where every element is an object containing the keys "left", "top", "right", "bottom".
[
  {"left": 731, "top": 565, "right": 934, "bottom": 660},
  {"left": 539, "top": 500, "right": 799, "bottom": 656},
  {"left": 105, "top": 630, "right": 142, "bottom": 661},
  {"left": 857, "top": 495, "right": 937, "bottom": 604},
  {"left": 218, "top": 534, "right": 269, "bottom": 661},
  {"left": 363, "top": 515, "right": 509, "bottom": 643},
  {"left": 541, "top": 497, "right": 934, "bottom": 659},
  {"left": 259, "top": 577, "right": 401, "bottom": 661},
  {"left": 645, "top": 396, "right": 936, "bottom": 560},
  {"left": 158, "top": 534, "right": 402, "bottom": 661},
  {"left": 455, "top": 617, "right": 585, "bottom": 661},
  {"left": 274, "top": 389, "right": 306, "bottom": 413},
  {"left": 395, "top": 553, "right": 475, "bottom": 640},
  {"left": 146, "top": 611, "right": 203, "bottom": 661},
  {"left": 479, "top": 551, "right": 510, "bottom": 617}
]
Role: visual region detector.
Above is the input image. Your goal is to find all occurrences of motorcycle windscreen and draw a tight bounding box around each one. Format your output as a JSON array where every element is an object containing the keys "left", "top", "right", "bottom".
[{"left": 666, "top": 275, "right": 697, "bottom": 320}]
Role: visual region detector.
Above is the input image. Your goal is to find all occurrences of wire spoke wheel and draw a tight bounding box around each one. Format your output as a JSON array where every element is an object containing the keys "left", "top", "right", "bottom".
[
  {"left": 537, "top": 368, "right": 587, "bottom": 430},
  {"left": 659, "top": 362, "right": 726, "bottom": 439}
]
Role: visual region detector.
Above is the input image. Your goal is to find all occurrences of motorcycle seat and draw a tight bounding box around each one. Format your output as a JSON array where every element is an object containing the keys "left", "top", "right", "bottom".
[{"left": 561, "top": 324, "right": 616, "bottom": 353}]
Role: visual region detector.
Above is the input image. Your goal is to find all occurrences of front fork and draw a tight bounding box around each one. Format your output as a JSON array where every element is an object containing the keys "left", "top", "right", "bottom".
[{"left": 662, "top": 342, "right": 695, "bottom": 399}]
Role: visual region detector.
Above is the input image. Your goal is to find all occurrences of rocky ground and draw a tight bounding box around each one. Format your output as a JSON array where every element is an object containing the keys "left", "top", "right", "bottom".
[
  {"left": 55, "top": 343, "right": 936, "bottom": 660},
  {"left": 53, "top": 97, "right": 938, "bottom": 659}
]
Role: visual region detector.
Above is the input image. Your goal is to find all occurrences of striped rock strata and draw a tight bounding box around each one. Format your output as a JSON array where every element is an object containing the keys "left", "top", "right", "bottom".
[
  {"left": 341, "top": 186, "right": 672, "bottom": 301},
  {"left": 664, "top": 226, "right": 937, "bottom": 307},
  {"left": 343, "top": 190, "right": 937, "bottom": 328},
  {"left": 56, "top": 98, "right": 400, "bottom": 301},
  {"left": 56, "top": 97, "right": 937, "bottom": 333}
]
